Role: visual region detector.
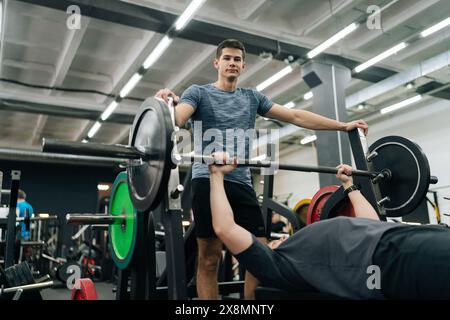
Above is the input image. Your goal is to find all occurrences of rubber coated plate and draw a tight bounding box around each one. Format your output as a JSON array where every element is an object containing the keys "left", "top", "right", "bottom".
[
  {"left": 128, "top": 98, "right": 173, "bottom": 212},
  {"left": 109, "top": 171, "right": 138, "bottom": 270},
  {"left": 319, "top": 186, "right": 356, "bottom": 221},
  {"left": 71, "top": 278, "right": 98, "bottom": 300},
  {"left": 293, "top": 198, "right": 311, "bottom": 225},
  {"left": 56, "top": 262, "right": 81, "bottom": 284},
  {"left": 369, "top": 136, "right": 431, "bottom": 217},
  {"left": 5, "top": 266, "right": 21, "bottom": 287},
  {"left": 16, "top": 262, "right": 34, "bottom": 285},
  {"left": 306, "top": 186, "right": 339, "bottom": 225}
]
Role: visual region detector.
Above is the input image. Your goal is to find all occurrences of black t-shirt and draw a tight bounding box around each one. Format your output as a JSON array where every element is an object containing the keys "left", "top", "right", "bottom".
[
  {"left": 373, "top": 224, "right": 450, "bottom": 299},
  {"left": 235, "top": 217, "right": 405, "bottom": 299}
]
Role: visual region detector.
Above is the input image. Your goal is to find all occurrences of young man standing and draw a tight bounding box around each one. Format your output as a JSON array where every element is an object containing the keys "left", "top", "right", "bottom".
[{"left": 156, "top": 39, "right": 368, "bottom": 299}]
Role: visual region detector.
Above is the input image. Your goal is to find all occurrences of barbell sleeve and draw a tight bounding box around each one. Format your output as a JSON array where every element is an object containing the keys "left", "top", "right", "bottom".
[
  {"left": 35, "top": 275, "right": 52, "bottom": 284},
  {"left": 1, "top": 281, "right": 54, "bottom": 294},
  {"left": 16, "top": 215, "right": 58, "bottom": 222},
  {"left": 66, "top": 214, "right": 123, "bottom": 225},
  {"left": 42, "top": 138, "right": 144, "bottom": 159}
]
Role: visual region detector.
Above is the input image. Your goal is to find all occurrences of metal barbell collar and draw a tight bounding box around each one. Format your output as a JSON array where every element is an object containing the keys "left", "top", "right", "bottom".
[
  {"left": 0, "top": 281, "right": 54, "bottom": 294},
  {"left": 377, "top": 196, "right": 391, "bottom": 207}
]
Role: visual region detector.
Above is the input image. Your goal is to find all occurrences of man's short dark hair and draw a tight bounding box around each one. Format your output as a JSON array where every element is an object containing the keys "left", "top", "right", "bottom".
[
  {"left": 18, "top": 189, "right": 26, "bottom": 200},
  {"left": 216, "top": 39, "right": 246, "bottom": 60}
]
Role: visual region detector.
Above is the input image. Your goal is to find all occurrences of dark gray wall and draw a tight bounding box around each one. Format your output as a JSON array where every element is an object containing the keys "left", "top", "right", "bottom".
[{"left": 0, "top": 160, "right": 119, "bottom": 255}]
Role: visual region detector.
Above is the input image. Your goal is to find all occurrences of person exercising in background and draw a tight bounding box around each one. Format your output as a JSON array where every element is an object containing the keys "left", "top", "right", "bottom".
[
  {"left": 16, "top": 189, "right": 34, "bottom": 262},
  {"left": 208, "top": 152, "right": 450, "bottom": 300},
  {"left": 17, "top": 189, "right": 34, "bottom": 241},
  {"left": 156, "top": 39, "right": 369, "bottom": 299}
]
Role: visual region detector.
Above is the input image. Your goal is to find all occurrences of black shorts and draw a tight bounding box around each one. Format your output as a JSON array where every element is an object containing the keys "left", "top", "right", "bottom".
[
  {"left": 373, "top": 225, "right": 450, "bottom": 299},
  {"left": 191, "top": 178, "right": 266, "bottom": 238}
]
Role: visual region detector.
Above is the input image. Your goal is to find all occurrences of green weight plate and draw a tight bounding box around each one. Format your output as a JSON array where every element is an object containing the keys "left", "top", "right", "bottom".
[{"left": 109, "top": 172, "right": 138, "bottom": 270}]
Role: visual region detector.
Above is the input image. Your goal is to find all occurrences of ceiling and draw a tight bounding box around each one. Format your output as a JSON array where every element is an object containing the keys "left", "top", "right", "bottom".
[{"left": 0, "top": 0, "right": 448, "bottom": 162}]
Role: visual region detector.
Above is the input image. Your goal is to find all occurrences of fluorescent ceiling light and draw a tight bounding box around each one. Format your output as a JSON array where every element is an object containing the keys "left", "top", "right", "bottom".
[
  {"left": 97, "top": 184, "right": 110, "bottom": 191},
  {"left": 175, "top": 0, "right": 206, "bottom": 31},
  {"left": 303, "top": 91, "right": 313, "bottom": 100},
  {"left": 101, "top": 101, "right": 119, "bottom": 121},
  {"left": 301, "top": 135, "right": 317, "bottom": 145},
  {"left": 420, "top": 17, "right": 450, "bottom": 38},
  {"left": 142, "top": 35, "right": 173, "bottom": 69},
  {"left": 256, "top": 65, "right": 293, "bottom": 91},
  {"left": 284, "top": 101, "right": 295, "bottom": 109},
  {"left": 307, "top": 23, "right": 359, "bottom": 59},
  {"left": 354, "top": 42, "right": 407, "bottom": 73},
  {"left": 87, "top": 121, "right": 102, "bottom": 138},
  {"left": 380, "top": 95, "right": 422, "bottom": 114},
  {"left": 119, "top": 73, "right": 142, "bottom": 98}
]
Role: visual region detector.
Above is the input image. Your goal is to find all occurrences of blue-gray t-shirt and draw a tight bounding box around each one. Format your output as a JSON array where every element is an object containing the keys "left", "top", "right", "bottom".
[{"left": 180, "top": 84, "right": 273, "bottom": 187}]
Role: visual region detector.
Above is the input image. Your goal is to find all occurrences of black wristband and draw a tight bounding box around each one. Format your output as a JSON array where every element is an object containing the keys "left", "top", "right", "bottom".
[{"left": 344, "top": 184, "right": 360, "bottom": 195}]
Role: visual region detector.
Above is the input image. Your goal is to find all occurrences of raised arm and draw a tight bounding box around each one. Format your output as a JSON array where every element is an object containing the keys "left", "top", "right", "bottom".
[
  {"left": 155, "top": 88, "right": 195, "bottom": 127},
  {"left": 264, "top": 103, "right": 368, "bottom": 135},
  {"left": 336, "top": 164, "right": 380, "bottom": 221},
  {"left": 208, "top": 154, "right": 253, "bottom": 255}
]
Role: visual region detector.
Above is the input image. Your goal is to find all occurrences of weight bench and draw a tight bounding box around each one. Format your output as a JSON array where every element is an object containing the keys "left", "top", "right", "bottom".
[{"left": 255, "top": 286, "right": 344, "bottom": 300}]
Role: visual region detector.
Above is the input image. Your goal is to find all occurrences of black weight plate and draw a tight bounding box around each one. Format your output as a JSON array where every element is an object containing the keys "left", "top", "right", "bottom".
[
  {"left": 15, "top": 263, "right": 32, "bottom": 286},
  {"left": 5, "top": 266, "right": 21, "bottom": 287},
  {"left": 57, "top": 262, "right": 80, "bottom": 284},
  {"left": 369, "top": 136, "right": 431, "bottom": 217},
  {"left": 17, "top": 264, "right": 28, "bottom": 286},
  {"left": 128, "top": 98, "right": 173, "bottom": 212},
  {"left": 21, "top": 262, "right": 35, "bottom": 284}
]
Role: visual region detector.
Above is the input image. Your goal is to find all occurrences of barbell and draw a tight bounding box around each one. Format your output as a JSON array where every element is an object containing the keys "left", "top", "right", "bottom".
[{"left": 42, "top": 97, "right": 437, "bottom": 217}]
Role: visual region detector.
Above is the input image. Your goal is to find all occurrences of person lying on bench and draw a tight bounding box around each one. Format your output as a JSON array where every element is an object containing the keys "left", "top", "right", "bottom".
[{"left": 208, "top": 152, "right": 450, "bottom": 300}]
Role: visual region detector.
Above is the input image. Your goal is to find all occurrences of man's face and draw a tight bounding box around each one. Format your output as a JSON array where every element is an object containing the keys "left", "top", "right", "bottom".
[{"left": 214, "top": 48, "right": 245, "bottom": 81}]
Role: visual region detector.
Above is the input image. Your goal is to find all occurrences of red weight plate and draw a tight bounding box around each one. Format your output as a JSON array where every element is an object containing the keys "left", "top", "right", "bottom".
[
  {"left": 71, "top": 278, "right": 98, "bottom": 300},
  {"left": 306, "top": 185, "right": 339, "bottom": 225}
]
